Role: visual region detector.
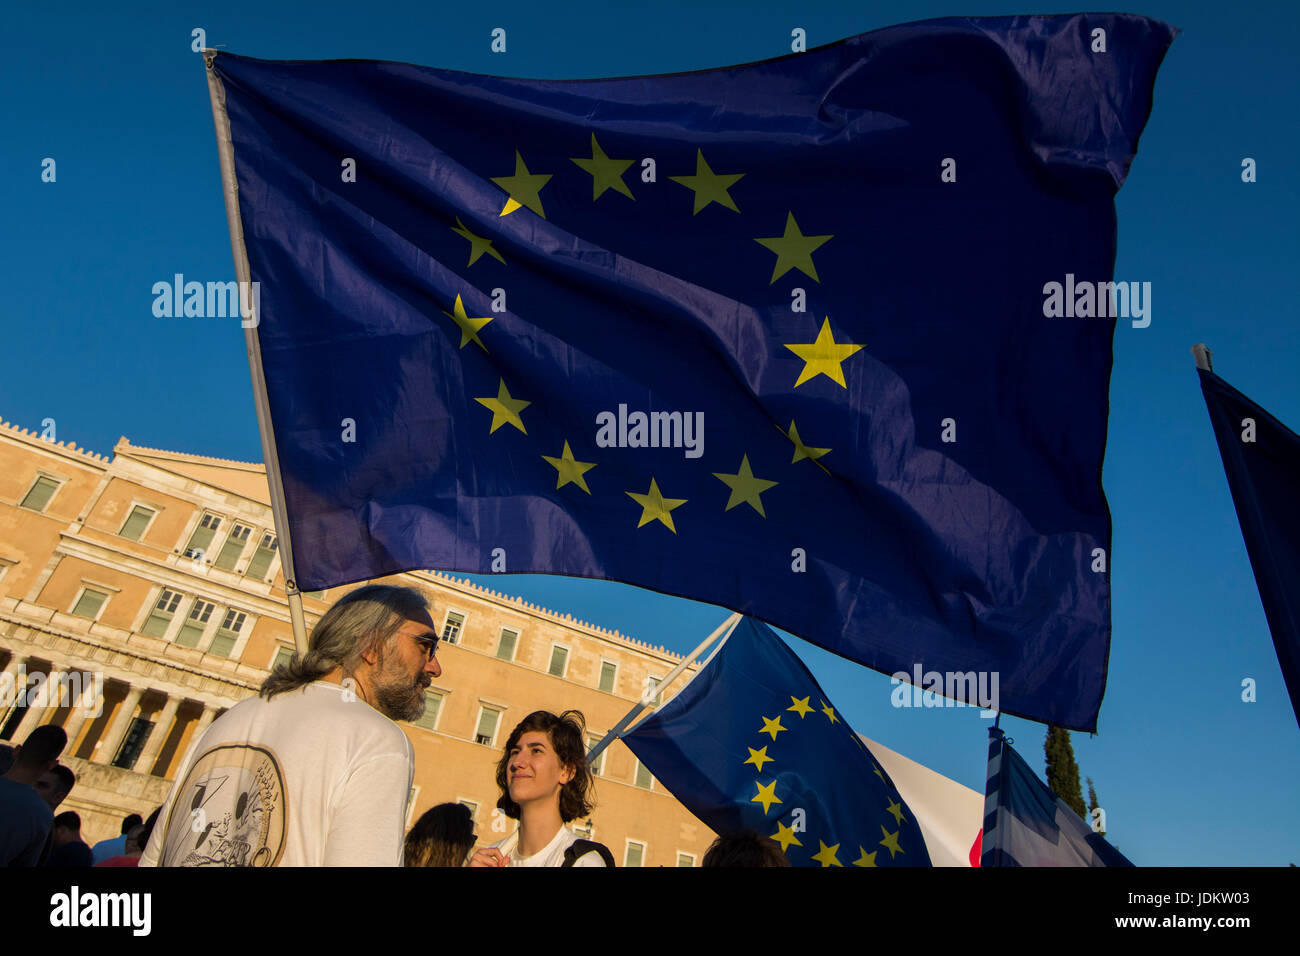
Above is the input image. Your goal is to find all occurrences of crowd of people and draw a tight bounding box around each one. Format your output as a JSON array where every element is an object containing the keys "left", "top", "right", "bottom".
[{"left": 2, "top": 585, "right": 786, "bottom": 867}]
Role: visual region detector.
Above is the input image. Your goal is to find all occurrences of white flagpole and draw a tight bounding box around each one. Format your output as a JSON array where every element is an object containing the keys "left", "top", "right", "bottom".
[
  {"left": 477, "top": 612, "right": 741, "bottom": 864},
  {"left": 205, "top": 52, "right": 309, "bottom": 654}
]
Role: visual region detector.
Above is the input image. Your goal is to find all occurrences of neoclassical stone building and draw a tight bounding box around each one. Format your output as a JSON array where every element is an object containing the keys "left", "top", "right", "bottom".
[{"left": 0, "top": 417, "right": 713, "bottom": 866}]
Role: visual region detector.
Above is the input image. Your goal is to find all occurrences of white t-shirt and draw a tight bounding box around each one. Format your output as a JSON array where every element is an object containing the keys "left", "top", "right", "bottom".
[
  {"left": 140, "top": 681, "right": 413, "bottom": 867},
  {"left": 493, "top": 825, "right": 608, "bottom": 867}
]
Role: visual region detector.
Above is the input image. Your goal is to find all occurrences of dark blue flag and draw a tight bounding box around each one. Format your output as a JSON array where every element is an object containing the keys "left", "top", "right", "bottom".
[
  {"left": 209, "top": 13, "right": 1175, "bottom": 730},
  {"left": 624, "top": 617, "right": 932, "bottom": 866},
  {"left": 1199, "top": 366, "right": 1300, "bottom": 731},
  {"left": 981, "top": 727, "right": 1132, "bottom": 866}
]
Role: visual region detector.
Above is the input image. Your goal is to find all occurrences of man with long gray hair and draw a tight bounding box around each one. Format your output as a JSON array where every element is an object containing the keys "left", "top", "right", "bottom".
[{"left": 140, "top": 584, "right": 440, "bottom": 867}]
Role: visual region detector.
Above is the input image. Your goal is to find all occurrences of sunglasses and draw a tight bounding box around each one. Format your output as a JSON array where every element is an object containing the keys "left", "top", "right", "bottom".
[{"left": 412, "top": 633, "right": 440, "bottom": 661}]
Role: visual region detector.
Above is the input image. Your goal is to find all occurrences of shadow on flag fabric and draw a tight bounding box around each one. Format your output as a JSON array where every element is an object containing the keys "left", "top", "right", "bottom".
[
  {"left": 1198, "top": 366, "right": 1300, "bottom": 730},
  {"left": 207, "top": 13, "right": 1176, "bottom": 730},
  {"left": 623, "top": 617, "right": 932, "bottom": 867},
  {"left": 980, "top": 727, "right": 1131, "bottom": 866}
]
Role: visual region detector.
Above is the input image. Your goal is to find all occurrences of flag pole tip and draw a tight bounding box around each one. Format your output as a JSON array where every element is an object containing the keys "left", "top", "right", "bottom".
[{"left": 1191, "top": 343, "right": 1213, "bottom": 371}]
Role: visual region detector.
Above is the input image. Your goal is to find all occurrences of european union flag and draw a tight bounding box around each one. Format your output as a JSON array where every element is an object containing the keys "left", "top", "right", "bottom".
[
  {"left": 623, "top": 617, "right": 931, "bottom": 866},
  {"left": 1199, "top": 366, "right": 1300, "bottom": 730},
  {"left": 208, "top": 13, "right": 1175, "bottom": 730}
]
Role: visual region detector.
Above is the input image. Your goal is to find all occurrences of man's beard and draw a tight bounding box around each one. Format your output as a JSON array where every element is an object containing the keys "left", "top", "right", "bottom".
[{"left": 372, "top": 645, "right": 428, "bottom": 722}]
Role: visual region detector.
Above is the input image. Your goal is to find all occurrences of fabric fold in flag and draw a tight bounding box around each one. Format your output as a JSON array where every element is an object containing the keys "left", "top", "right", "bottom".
[
  {"left": 622, "top": 617, "right": 933, "bottom": 867},
  {"left": 980, "top": 727, "right": 1132, "bottom": 866},
  {"left": 209, "top": 13, "right": 1177, "bottom": 730},
  {"left": 1198, "top": 367, "right": 1300, "bottom": 730}
]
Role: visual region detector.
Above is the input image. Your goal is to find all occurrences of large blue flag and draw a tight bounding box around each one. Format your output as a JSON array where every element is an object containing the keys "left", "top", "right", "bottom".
[
  {"left": 624, "top": 617, "right": 932, "bottom": 866},
  {"left": 1198, "top": 366, "right": 1300, "bottom": 730},
  {"left": 981, "top": 727, "right": 1132, "bottom": 866},
  {"left": 209, "top": 13, "right": 1175, "bottom": 730}
]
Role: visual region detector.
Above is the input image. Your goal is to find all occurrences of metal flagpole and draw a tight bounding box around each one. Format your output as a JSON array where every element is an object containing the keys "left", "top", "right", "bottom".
[
  {"left": 479, "top": 612, "right": 742, "bottom": 864},
  {"left": 204, "top": 52, "right": 309, "bottom": 654},
  {"left": 1192, "top": 343, "right": 1213, "bottom": 371}
]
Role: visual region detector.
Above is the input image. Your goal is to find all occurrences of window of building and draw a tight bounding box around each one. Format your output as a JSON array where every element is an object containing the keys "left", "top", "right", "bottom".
[
  {"left": 496, "top": 628, "right": 518, "bottom": 661},
  {"left": 142, "top": 588, "right": 183, "bottom": 638},
  {"left": 548, "top": 644, "right": 568, "bottom": 678},
  {"left": 118, "top": 505, "right": 156, "bottom": 542},
  {"left": 112, "top": 716, "right": 155, "bottom": 770},
  {"left": 301, "top": 589, "right": 326, "bottom": 601},
  {"left": 624, "top": 840, "right": 645, "bottom": 868},
  {"left": 272, "top": 646, "right": 293, "bottom": 671},
  {"left": 245, "top": 532, "right": 277, "bottom": 580},
  {"left": 475, "top": 706, "right": 501, "bottom": 746},
  {"left": 19, "top": 475, "right": 61, "bottom": 513},
  {"left": 676, "top": 852, "right": 696, "bottom": 867},
  {"left": 214, "top": 523, "right": 253, "bottom": 571},
  {"left": 572, "top": 821, "right": 593, "bottom": 840},
  {"left": 0, "top": 558, "right": 15, "bottom": 582},
  {"left": 599, "top": 660, "right": 617, "bottom": 694},
  {"left": 208, "top": 609, "right": 247, "bottom": 657},
  {"left": 458, "top": 799, "right": 479, "bottom": 822},
  {"left": 70, "top": 587, "right": 109, "bottom": 620},
  {"left": 587, "top": 734, "right": 604, "bottom": 777},
  {"left": 634, "top": 758, "right": 653, "bottom": 790},
  {"left": 176, "top": 599, "right": 215, "bottom": 647},
  {"left": 645, "top": 674, "right": 663, "bottom": 706},
  {"left": 183, "top": 512, "right": 222, "bottom": 560},
  {"left": 442, "top": 611, "right": 464, "bottom": 645},
  {"left": 412, "top": 691, "right": 443, "bottom": 731}
]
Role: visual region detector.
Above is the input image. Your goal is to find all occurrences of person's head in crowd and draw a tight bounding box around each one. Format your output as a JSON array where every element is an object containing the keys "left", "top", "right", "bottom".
[
  {"left": 495, "top": 710, "right": 595, "bottom": 826},
  {"left": 259, "top": 584, "right": 439, "bottom": 722},
  {"left": 3, "top": 725, "right": 67, "bottom": 785},
  {"left": 51, "top": 811, "right": 83, "bottom": 848},
  {"left": 136, "top": 807, "right": 161, "bottom": 852},
  {"left": 119, "top": 813, "right": 144, "bottom": 835},
  {"left": 35, "top": 763, "right": 76, "bottom": 810},
  {"left": 122, "top": 825, "right": 147, "bottom": 857},
  {"left": 701, "top": 829, "right": 791, "bottom": 867},
  {"left": 404, "top": 802, "right": 476, "bottom": 867},
  {"left": 0, "top": 742, "right": 15, "bottom": 775}
]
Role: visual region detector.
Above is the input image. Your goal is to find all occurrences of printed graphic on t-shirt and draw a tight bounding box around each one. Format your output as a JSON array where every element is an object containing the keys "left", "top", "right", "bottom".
[{"left": 160, "top": 743, "right": 287, "bottom": 867}]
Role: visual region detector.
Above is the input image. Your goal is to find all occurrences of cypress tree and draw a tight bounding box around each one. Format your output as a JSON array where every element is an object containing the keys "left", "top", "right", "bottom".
[{"left": 1044, "top": 724, "right": 1087, "bottom": 819}]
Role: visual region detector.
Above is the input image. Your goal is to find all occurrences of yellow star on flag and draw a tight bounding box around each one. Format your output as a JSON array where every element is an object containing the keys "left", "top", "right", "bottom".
[
  {"left": 853, "top": 847, "right": 878, "bottom": 867},
  {"left": 785, "top": 317, "right": 862, "bottom": 388},
  {"left": 787, "top": 696, "right": 814, "bottom": 718},
  {"left": 670, "top": 149, "right": 744, "bottom": 214},
  {"left": 442, "top": 294, "right": 493, "bottom": 351},
  {"left": 879, "top": 825, "right": 904, "bottom": 859},
  {"left": 491, "top": 150, "right": 551, "bottom": 217},
  {"left": 885, "top": 798, "right": 906, "bottom": 826},
  {"left": 450, "top": 216, "right": 505, "bottom": 266},
  {"left": 744, "top": 746, "right": 774, "bottom": 772},
  {"left": 474, "top": 379, "right": 530, "bottom": 434},
  {"left": 570, "top": 134, "right": 635, "bottom": 201},
  {"left": 821, "top": 700, "right": 839, "bottom": 724},
  {"left": 779, "top": 421, "right": 831, "bottom": 469},
  {"left": 713, "top": 454, "right": 778, "bottom": 516},
  {"left": 751, "top": 780, "right": 782, "bottom": 814},
  {"left": 541, "top": 441, "right": 596, "bottom": 493},
  {"left": 625, "top": 478, "right": 687, "bottom": 533},
  {"left": 811, "top": 840, "right": 842, "bottom": 867},
  {"left": 872, "top": 763, "right": 885, "bottom": 782},
  {"left": 754, "top": 211, "right": 833, "bottom": 283},
  {"left": 770, "top": 821, "right": 803, "bottom": 853},
  {"left": 759, "top": 715, "right": 787, "bottom": 740}
]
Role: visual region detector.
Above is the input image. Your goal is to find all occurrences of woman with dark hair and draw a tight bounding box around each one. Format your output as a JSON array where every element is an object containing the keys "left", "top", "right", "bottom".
[
  {"left": 404, "top": 802, "right": 476, "bottom": 867},
  {"left": 468, "top": 710, "right": 613, "bottom": 867}
]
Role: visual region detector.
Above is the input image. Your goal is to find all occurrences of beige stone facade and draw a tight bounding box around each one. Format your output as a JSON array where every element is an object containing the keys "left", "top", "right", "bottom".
[{"left": 0, "top": 417, "right": 715, "bottom": 866}]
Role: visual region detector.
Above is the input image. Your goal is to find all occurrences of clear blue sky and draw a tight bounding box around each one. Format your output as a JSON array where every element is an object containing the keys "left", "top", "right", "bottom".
[{"left": 2, "top": 0, "right": 1297, "bottom": 865}]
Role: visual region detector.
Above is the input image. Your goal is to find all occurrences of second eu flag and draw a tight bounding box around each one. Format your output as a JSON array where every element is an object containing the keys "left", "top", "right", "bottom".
[{"left": 209, "top": 14, "right": 1176, "bottom": 730}]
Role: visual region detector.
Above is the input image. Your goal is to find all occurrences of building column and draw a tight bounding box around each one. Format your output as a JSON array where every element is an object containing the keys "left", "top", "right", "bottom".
[
  {"left": 0, "top": 653, "right": 27, "bottom": 735},
  {"left": 93, "top": 684, "right": 145, "bottom": 765},
  {"left": 12, "top": 666, "right": 64, "bottom": 743},
  {"left": 189, "top": 704, "right": 218, "bottom": 743},
  {"left": 134, "top": 694, "right": 182, "bottom": 775}
]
